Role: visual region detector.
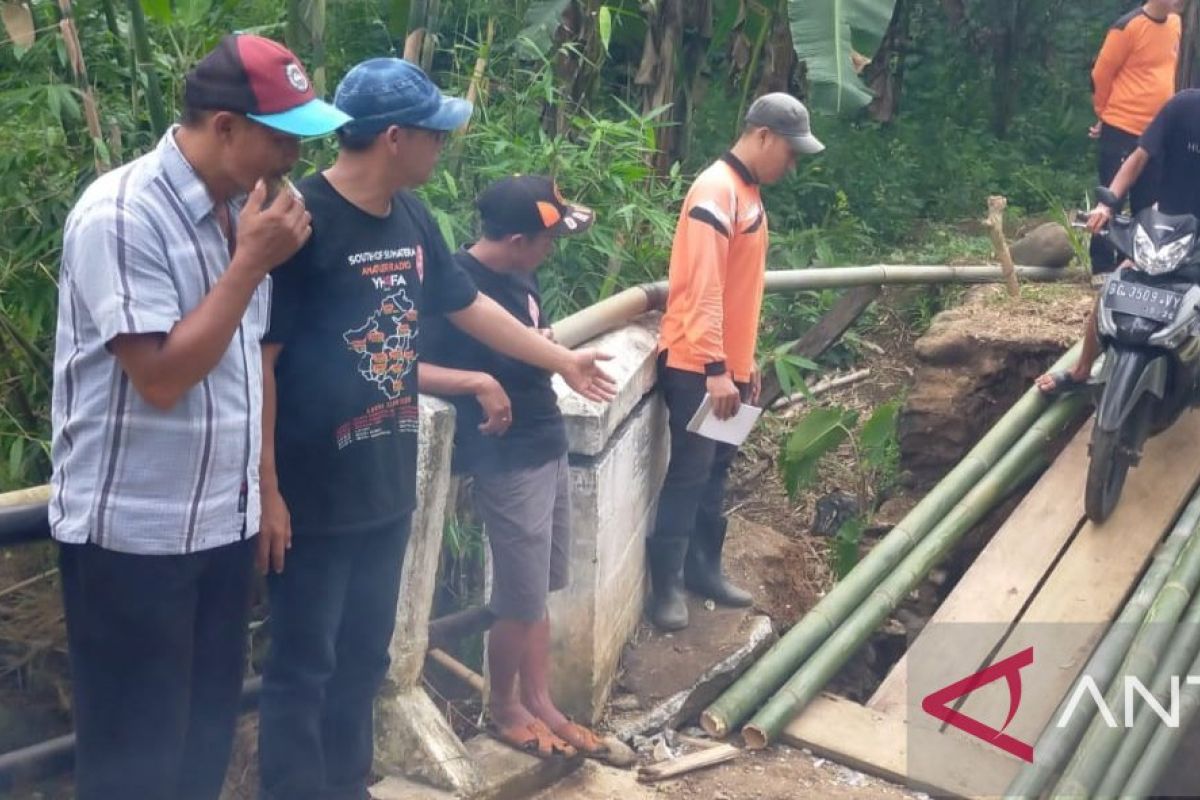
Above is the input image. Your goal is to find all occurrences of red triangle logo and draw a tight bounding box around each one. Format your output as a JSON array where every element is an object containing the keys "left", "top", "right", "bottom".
[{"left": 920, "top": 646, "right": 1035, "bottom": 763}]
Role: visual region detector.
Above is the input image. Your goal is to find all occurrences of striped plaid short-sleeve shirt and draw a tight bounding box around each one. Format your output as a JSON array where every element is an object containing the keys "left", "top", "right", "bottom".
[{"left": 50, "top": 129, "right": 270, "bottom": 555}]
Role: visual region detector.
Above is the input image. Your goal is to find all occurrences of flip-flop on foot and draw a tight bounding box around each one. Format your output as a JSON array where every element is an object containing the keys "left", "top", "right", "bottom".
[
  {"left": 490, "top": 720, "right": 577, "bottom": 759},
  {"left": 1038, "top": 370, "right": 1088, "bottom": 397},
  {"left": 551, "top": 719, "right": 609, "bottom": 759}
]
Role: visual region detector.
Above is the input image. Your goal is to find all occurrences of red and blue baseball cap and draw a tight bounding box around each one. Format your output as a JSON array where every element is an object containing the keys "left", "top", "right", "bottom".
[
  {"left": 334, "top": 58, "right": 473, "bottom": 139},
  {"left": 183, "top": 34, "right": 350, "bottom": 137}
]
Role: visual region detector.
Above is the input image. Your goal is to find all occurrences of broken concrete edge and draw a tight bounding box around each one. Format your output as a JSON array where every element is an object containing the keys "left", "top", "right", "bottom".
[
  {"left": 554, "top": 312, "right": 662, "bottom": 457},
  {"left": 609, "top": 615, "right": 777, "bottom": 742}
]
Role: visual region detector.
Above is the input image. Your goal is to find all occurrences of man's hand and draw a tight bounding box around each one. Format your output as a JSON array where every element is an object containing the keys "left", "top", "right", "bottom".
[
  {"left": 1088, "top": 121, "right": 1102, "bottom": 139},
  {"left": 560, "top": 349, "right": 617, "bottom": 402},
  {"left": 235, "top": 179, "right": 312, "bottom": 278},
  {"left": 1087, "top": 202, "right": 1115, "bottom": 234},
  {"left": 475, "top": 374, "right": 513, "bottom": 435},
  {"left": 539, "top": 327, "right": 556, "bottom": 342},
  {"left": 707, "top": 373, "right": 741, "bottom": 420},
  {"left": 749, "top": 365, "right": 762, "bottom": 406},
  {"left": 257, "top": 484, "right": 291, "bottom": 575}
]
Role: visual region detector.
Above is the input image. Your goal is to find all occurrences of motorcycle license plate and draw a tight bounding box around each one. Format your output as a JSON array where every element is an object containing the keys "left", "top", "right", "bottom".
[{"left": 1103, "top": 282, "right": 1184, "bottom": 323}]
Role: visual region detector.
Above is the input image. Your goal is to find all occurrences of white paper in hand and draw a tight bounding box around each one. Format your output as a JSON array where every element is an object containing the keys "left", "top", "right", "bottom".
[{"left": 685, "top": 394, "right": 763, "bottom": 446}]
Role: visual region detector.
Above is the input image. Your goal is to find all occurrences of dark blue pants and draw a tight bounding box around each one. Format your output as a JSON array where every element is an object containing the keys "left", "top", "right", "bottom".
[
  {"left": 257, "top": 518, "right": 410, "bottom": 800},
  {"left": 650, "top": 357, "right": 747, "bottom": 542},
  {"left": 59, "top": 537, "right": 254, "bottom": 800}
]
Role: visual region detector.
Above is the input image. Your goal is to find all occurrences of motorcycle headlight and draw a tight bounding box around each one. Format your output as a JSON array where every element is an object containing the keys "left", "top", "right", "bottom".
[{"left": 1134, "top": 226, "right": 1194, "bottom": 275}]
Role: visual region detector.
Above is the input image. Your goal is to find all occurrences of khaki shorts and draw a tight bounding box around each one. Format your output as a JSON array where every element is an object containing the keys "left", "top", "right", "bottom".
[{"left": 472, "top": 455, "right": 571, "bottom": 622}]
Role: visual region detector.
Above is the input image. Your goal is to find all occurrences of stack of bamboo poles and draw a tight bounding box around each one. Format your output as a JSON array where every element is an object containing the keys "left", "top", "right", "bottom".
[
  {"left": 699, "top": 343, "right": 1090, "bottom": 748},
  {"left": 1004, "top": 482, "right": 1200, "bottom": 799}
]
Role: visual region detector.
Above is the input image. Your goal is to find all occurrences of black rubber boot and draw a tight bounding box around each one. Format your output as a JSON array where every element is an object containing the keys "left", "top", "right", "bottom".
[
  {"left": 646, "top": 538, "right": 690, "bottom": 631},
  {"left": 684, "top": 517, "right": 753, "bottom": 607}
]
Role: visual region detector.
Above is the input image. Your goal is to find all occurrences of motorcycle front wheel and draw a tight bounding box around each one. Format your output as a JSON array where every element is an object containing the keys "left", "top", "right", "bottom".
[
  {"left": 1085, "top": 426, "right": 1128, "bottom": 523},
  {"left": 1085, "top": 397, "right": 1151, "bottom": 523}
]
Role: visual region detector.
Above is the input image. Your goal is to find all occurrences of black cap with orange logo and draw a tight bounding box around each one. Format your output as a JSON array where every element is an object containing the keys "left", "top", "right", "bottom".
[{"left": 476, "top": 175, "right": 595, "bottom": 238}]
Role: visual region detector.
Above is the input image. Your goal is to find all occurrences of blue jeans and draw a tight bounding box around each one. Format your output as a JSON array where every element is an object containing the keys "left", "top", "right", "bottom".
[{"left": 257, "top": 517, "right": 410, "bottom": 800}]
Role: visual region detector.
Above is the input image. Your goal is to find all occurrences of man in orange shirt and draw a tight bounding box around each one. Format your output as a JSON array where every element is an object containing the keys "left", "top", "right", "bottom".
[
  {"left": 1087, "top": 0, "right": 1181, "bottom": 273},
  {"left": 648, "top": 94, "right": 823, "bottom": 631}
]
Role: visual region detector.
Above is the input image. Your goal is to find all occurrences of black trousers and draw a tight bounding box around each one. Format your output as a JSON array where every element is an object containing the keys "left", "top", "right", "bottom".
[
  {"left": 650, "top": 357, "right": 748, "bottom": 542},
  {"left": 59, "top": 537, "right": 255, "bottom": 800},
  {"left": 1091, "top": 122, "right": 1160, "bottom": 273},
  {"left": 257, "top": 519, "right": 410, "bottom": 800}
]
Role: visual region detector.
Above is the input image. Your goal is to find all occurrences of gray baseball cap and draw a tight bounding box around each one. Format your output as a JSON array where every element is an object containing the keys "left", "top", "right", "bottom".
[{"left": 745, "top": 93, "right": 825, "bottom": 155}]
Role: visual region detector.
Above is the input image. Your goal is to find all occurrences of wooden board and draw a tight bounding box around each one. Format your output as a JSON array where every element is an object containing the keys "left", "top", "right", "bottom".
[
  {"left": 781, "top": 694, "right": 1013, "bottom": 798},
  {"left": 943, "top": 414, "right": 1200, "bottom": 792},
  {"left": 781, "top": 411, "right": 1200, "bottom": 797},
  {"left": 759, "top": 285, "right": 881, "bottom": 407},
  {"left": 868, "top": 420, "right": 1093, "bottom": 715}
]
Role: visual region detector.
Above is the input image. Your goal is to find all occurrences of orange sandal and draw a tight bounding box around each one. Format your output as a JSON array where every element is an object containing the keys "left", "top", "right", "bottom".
[
  {"left": 551, "top": 720, "right": 609, "bottom": 758},
  {"left": 491, "top": 719, "right": 577, "bottom": 759}
]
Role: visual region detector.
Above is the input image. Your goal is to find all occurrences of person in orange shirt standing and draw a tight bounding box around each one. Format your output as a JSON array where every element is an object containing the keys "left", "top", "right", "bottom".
[
  {"left": 1088, "top": 0, "right": 1181, "bottom": 274},
  {"left": 647, "top": 94, "right": 823, "bottom": 631}
]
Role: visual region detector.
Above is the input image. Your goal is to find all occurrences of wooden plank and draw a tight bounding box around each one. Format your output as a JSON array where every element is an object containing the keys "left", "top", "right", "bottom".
[
  {"left": 867, "top": 419, "right": 1092, "bottom": 715},
  {"left": 781, "top": 694, "right": 1012, "bottom": 798},
  {"left": 924, "top": 410, "right": 1200, "bottom": 796},
  {"left": 758, "top": 285, "right": 882, "bottom": 408},
  {"left": 636, "top": 744, "right": 740, "bottom": 782},
  {"left": 782, "top": 694, "right": 908, "bottom": 783}
]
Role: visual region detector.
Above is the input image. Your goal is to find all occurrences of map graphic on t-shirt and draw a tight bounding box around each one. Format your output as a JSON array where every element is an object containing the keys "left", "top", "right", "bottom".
[{"left": 343, "top": 289, "right": 417, "bottom": 401}]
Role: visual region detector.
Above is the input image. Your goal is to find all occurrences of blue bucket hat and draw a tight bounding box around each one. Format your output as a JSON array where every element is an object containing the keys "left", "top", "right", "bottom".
[{"left": 335, "top": 58, "right": 473, "bottom": 139}]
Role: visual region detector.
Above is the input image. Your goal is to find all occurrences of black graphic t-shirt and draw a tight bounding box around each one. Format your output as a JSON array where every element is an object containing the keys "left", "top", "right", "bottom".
[
  {"left": 424, "top": 248, "right": 568, "bottom": 475},
  {"left": 266, "top": 174, "right": 477, "bottom": 536},
  {"left": 1141, "top": 89, "right": 1200, "bottom": 217}
]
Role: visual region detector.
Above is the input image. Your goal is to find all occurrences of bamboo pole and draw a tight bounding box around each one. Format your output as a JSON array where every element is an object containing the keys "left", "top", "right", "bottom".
[
  {"left": 701, "top": 351, "right": 1083, "bottom": 739},
  {"left": 426, "top": 647, "right": 484, "bottom": 694},
  {"left": 987, "top": 195, "right": 1020, "bottom": 298},
  {"left": 1004, "top": 483, "right": 1200, "bottom": 799},
  {"left": 1119, "top": 635, "right": 1200, "bottom": 797},
  {"left": 739, "top": 392, "right": 1089, "bottom": 748},
  {"left": 1051, "top": 501, "right": 1200, "bottom": 797},
  {"left": 552, "top": 265, "right": 1070, "bottom": 349},
  {"left": 1095, "top": 585, "right": 1200, "bottom": 797}
]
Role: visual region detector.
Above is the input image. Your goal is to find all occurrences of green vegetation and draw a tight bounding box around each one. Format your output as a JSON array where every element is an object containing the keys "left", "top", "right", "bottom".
[{"left": 0, "top": 0, "right": 1156, "bottom": 490}]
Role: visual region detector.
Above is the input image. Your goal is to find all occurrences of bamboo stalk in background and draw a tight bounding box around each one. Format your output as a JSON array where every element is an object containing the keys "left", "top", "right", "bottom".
[
  {"left": 1004, "top": 484, "right": 1200, "bottom": 799},
  {"left": 987, "top": 195, "right": 1020, "bottom": 298},
  {"left": 741, "top": 391, "right": 1089, "bottom": 749},
  {"left": 56, "top": 0, "right": 109, "bottom": 172},
  {"left": 446, "top": 15, "right": 493, "bottom": 174},
  {"left": 700, "top": 342, "right": 1084, "bottom": 739},
  {"left": 1051, "top": 501, "right": 1200, "bottom": 797},
  {"left": 96, "top": 0, "right": 125, "bottom": 66},
  {"left": 126, "top": 0, "right": 169, "bottom": 137}
]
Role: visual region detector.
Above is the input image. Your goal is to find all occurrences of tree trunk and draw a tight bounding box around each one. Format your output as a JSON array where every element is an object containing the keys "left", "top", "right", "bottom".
[
  {"left": 540, "top": 0, "right": 604, "bottom": 138},
  {"left": 865, "top": 0, "right": 912, "bottom": 123},
  {"left": 1179, "top": 0, "right": 1200, "bottom": 89}
]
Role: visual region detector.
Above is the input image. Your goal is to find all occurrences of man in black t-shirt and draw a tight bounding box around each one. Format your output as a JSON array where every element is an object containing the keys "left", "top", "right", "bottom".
[
  {"left": 1037, "top": 89, "right": 1200, "bottom": 396},
  {"left": 257, "top": 60, "right": 615, "bottom": 800},
  {"left": 422, "top": 176, "right": 608, "bottom": 759}
]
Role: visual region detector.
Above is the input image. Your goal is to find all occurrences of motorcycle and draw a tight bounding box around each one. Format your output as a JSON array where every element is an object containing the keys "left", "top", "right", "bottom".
[{"left": 1084, "top": 187, "right": 1200, "bottom": 523}]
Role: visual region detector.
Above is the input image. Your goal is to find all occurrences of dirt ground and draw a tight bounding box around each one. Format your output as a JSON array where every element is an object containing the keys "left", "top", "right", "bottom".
[{"left": 532, "top": 748, "right": 921, "bottom": 800}]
